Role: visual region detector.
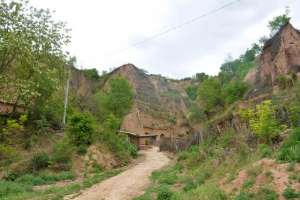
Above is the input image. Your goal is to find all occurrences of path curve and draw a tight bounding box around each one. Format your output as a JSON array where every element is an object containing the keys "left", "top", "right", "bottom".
[{"left": 71, "top": 147, "right": 170, "bottom": 200}]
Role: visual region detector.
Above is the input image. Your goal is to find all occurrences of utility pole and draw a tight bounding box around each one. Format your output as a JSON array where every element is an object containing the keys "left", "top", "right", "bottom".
[{"left": 63, "top": 67, "right": 71, "bottom": 126}]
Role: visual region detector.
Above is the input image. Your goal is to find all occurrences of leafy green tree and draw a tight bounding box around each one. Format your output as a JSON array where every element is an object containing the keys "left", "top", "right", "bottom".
[
  {"left": 195, "top": 73, "right": 209, "bottom": 82},
  {"left": 219, "top": 44, "right": 259, "bottom": 84},
  {"left": 268, "top": 7, "right": 291, "bottom": 36},
  {"left": 0, "top": 0, "right": 69, "bottom": 112},
  {"left": 106, "top": 77, "right": 134, "bottom": 117},
  {"left": 198, "top": 78, "right": 224, "bottom": 114},
  {"left": 83, "top": 68, "right": 100, "bottom": 80},
  {"left": 223, "top": 80, "right": 249, "bottom": 105}
]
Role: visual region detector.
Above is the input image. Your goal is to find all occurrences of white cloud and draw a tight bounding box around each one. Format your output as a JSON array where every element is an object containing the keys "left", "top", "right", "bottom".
[{"left": 30, "top": 0, "right": 300, "bottom": 78}]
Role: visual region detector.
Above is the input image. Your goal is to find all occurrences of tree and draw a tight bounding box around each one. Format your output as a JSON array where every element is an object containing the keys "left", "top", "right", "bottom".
[
  {"left": 268, "top": 7, "right": 291, "bottom": 36},
  {"left": 195, "top": 73, "right": 209, "bottom": 82},
  {"left": 223, "top": 80, "right": 249, "bottom": 105},
  {"left": 197, "top": 78, "right": 224, "bottom": 114},
  {"left": 106, "top": 77, "right": 134, "bottom": 117},
  {"left": 83, "top": 68, "right": 100, "bottom": 80},
  {"left": 0, "top": 0, "right": 70, "bottom": 112}
]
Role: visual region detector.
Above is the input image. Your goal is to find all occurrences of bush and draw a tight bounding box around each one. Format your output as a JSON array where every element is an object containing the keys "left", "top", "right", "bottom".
[
  {"left": 287, "top": 103, "right": 300, "bottom": 127},
  {"left": 68, "top": 112, "right": 95, "bottom": 146},
  {"left": 185, "top": 85, "right": 198, "bottom": 100},
  {"left": 51, "top": 140, "right": 73, "bottom": 170},
  {"left": 128, "top": 143, "right": 138, "bottom": 158},
  {"left": 15, "top": 171, "right": 75, "bottom": 186},
  {"left": 223, "top": 80, "right": 249, "bottom": 105},
  {"left": 282, "top": 187, "right": 299, "bottom": 199},
  {"left": 277, "top": 75, "right": 294, "bottom": 90},
  {"left": 152, "top": 167, "right": 179, "bottom": 185},
  {"left": 255, "top": 188, "right": 277, "bottom": 200},
  {"left": 0, "top": 144, "right": 17, "bottom": 161},
  {"left": 235, "top": 192, "right": 252, "bottom": 200},
  {"left": 183, "top": 179, "right": 198, "bottom": 192},
  {"left": 191, "top": 184, "right": 227, "bottom": 200},
  {"left": 183, "top": 172, "right": 210, "bottom": 192},
  {"left": 157, "top": 186, "right": 174, "bottom": 200},
  {"left": 30, "top": 152, "right": 50, "bottom": 172},
  {"left": 0, "top": 181, "right": 32, "bottom": 198},
  {"left": 240, "top": 100, "right": 283, "bottom": 143},
  {"left": 98, "top": 130, "right": 136, "bottom": 161},
  {"left": 83, "top": 68, "right": 100, "bottom": 80},
  {"left": 259, "top": 144, "right": 273, "bottom": 158},
  {"left": 77, "top": 144, "right": 88, "bottom": 155},
  {"left": 277, "top": 128, "right": 300, "bottom": 162}
]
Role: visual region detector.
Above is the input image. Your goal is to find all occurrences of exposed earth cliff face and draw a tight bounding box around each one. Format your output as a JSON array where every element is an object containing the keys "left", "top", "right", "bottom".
[
  {"left": 245, "top": 23, "right": 300, "bottom": 90},
  {"left": 106, "top": 64, "right": 192, "bottom": 138}
]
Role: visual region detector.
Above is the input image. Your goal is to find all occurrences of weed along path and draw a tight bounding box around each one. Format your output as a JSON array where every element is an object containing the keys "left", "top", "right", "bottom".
[{"left": 70, "top": 147, "right": 170, "bottom": 200}]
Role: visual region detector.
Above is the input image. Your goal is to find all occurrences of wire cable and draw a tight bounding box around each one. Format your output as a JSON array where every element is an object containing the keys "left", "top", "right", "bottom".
[{"left": 108, "top": 0, "right": 241, "bottom": 56}]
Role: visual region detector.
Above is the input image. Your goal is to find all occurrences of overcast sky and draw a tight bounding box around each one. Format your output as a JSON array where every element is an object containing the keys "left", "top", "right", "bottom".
[{"left": 30, "top": 0, "right": 300, "bottom": 79}]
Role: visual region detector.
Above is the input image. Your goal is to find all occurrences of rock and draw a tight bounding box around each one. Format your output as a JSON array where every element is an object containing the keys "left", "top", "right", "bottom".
[{"left": 245, "top": 22, "right": 300, "bottom": 91}]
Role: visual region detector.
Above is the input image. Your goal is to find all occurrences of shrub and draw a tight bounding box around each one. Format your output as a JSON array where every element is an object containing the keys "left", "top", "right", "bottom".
[
  {"left": 98, "top": 130, "right": 136, "bottom": 161},
  {"left": 68, "top": 112, "right": 95, "bottom": 146},
  {"left": 283, "top": 187, "right": 299, "bottom": 199},
  {"left": 287, "top": 103, "right": 300, "bottom": 128},
  {"left": 15, "top": 174, "right": 45, "bottom": 185},
  {"left": 103, "top": 114, "right": 121, "bottom": 131},
  {"left": 157, "top": 186, "right": 174, "bottom": 200},
  {"left": 191, "top": 184, "right": 227, "bottom": 200},
  {"left": 255, "top": 188, "right": 277, "bottom": 200},
  {"left": 246, "top": 165, "right": 262, "bottom": 178},
  {"left": 240, "top": 100, "right": 283, "bottom": 143},
  {"left": 77, "top": 144, "right": 88, "bottom": 155},
  {"left": 277, "top": 128, "right": 300, "bottom": 162},
  {"left": 258, "top": 144, "right": 273, "bottom": 158},
  {"left": 235, "top": 192, "right": 252, "bottom": 200},
  {"left": 51, "top": 140, "right": 73, "bottom": 170},
  {"left": 242, "top": 179, "right": 254, "bottom": 189},
  {"left": 277, "top": 75, "right": 294, "bottom": 90},
  {"left": 183, "top": 172, "right": 210, "bottom": 191},
  {"left": 0, "top": 181, "right": 32, "bottom": 198},
  {"left": 128, "top": 143, "right": 138, "bottom": 158},
  {"left": 152, "top": 167, "right": 179, "bottom": 185},
  {"left": 223, "top": 80, "right": 249, "bottom": 105},
  {"left": 0, "top": 144, "right": 17, "bottom": 161},
  {"left": 30, "top": 152, "right": 50, "bottom": 172},
  {"left": 183, "top": 179, "right": 198, "bottom": 192},
  {"left": 185, "top": 85, "right": 198, "bottom": 101},
  {"left": 15, "top": 171, "right": 75, "bottom": 186}
]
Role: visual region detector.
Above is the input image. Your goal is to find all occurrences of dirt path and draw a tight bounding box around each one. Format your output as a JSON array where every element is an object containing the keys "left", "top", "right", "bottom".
[{"left": 70, "top": 147, "right": 171, "bottom": 200}]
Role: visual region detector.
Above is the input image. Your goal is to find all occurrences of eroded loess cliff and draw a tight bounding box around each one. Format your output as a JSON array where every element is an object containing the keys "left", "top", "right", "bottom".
[
  {"left": 104, "top": 64, "right": 192, "bottom": 138},
  {"left": 245, "top": 23, "right": 300, "bottom": 94}
]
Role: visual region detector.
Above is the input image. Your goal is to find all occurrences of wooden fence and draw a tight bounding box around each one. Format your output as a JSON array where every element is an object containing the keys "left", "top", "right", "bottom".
[{"left": 159, "top": 131, "right": 203, "bottom": 152}]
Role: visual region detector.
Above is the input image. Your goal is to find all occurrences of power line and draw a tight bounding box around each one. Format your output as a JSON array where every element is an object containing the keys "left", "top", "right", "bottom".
[{"left": 108, "top": 0, "right": 241, "bottom": 56}]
